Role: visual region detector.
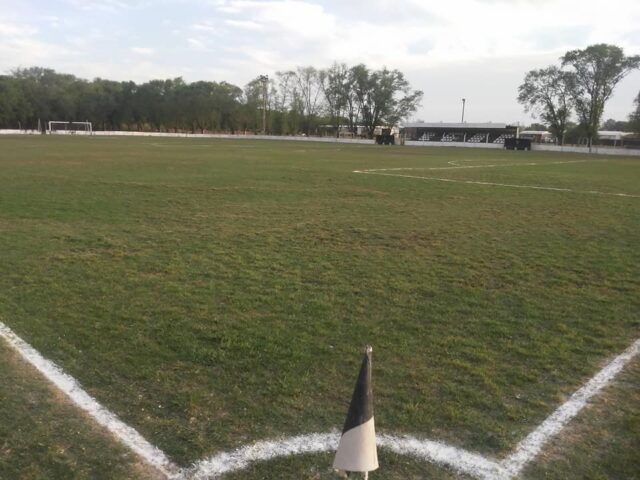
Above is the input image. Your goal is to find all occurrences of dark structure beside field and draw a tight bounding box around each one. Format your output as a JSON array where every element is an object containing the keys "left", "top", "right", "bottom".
[{"left": 404, "top": 122, "right": 519, "bottom": 145}]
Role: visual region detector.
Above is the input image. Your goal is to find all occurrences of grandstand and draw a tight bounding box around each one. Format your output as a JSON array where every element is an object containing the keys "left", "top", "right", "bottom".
[{"left": 404, "top": 122, "right": 519, "bottom": 144}]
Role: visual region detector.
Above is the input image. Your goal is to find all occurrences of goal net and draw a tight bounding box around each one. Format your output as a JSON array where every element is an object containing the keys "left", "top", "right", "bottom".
[{"left": 48, "top": 121, "right": 93, "bottom": 135}]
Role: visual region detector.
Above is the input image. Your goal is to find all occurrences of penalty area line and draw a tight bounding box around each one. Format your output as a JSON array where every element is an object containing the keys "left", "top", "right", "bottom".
[
  {"left": 0, "top": 321, "right": 180, "bottom": 479},
  {"left": 353, "top": 170, "right": 640, "bottom": 198}
]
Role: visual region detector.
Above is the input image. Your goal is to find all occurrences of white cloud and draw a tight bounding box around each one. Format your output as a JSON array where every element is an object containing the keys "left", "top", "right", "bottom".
[
  {"left": 187, "top": 37, "right": 207, "bottom": 50},
  {"left": 224, "top": 19, "right": 262, "bottom": 30},
  {"left": 1, "top": 0, "right": 638, "bottom": 122},
  {"left": 64, "top": 0, "right": 134, "bottom": 11},
  {"left": 131, "top": 46, "right": 155, "bottom": 55}
]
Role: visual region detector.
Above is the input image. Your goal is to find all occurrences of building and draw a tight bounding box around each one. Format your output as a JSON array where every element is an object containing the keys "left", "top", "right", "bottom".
[{"left": 403, "top": 122, "right": 519, "bottom": 145}]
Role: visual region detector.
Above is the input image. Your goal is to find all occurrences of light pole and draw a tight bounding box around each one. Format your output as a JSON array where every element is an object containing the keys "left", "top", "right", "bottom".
[
  {"left": 259, "top": 75, "right": 269, "bottom": 134},
  {"left": 461, "top": 98, "right": 466, "bottom": 123}
]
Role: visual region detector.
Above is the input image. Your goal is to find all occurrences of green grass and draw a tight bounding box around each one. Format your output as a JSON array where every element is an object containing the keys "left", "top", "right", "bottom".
[
  {"left": 523, "top": 357, "right": 640, "bottom": 479},
  {"left": 0, "top": 136, "right": 638, "bottom": 477},
  {"left": 0, "top": 342, "right": 155, "bottom": 480}
]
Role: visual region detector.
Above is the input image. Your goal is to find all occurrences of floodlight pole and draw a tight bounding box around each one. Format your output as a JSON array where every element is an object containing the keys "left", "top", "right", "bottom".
[
  {"left": 259, "top": 75, "right": 269, "bottom": 135},
  {"left": 461, "top": 98, "right": 466, "bottom": 123}
]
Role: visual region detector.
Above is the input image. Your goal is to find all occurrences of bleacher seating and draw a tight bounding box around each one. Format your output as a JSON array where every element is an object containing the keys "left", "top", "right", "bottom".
[
  {"left": 466, "top": 133, "right": 485, "bottom": 143},
  {"left": 419, "top": 132, "right": 436, "bottom": 142},
  {"left": 493, "top": 134, "right": 514, "bottom": 144}
]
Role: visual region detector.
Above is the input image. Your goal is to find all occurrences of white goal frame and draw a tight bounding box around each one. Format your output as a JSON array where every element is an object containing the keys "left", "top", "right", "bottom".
[{"left": 48, "top": 121, "right": 93, "bottom": 135}]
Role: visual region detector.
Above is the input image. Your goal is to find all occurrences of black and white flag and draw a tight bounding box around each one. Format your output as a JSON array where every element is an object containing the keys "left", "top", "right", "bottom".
[{"left": 333, "top": 345, "right": 379, "bottom": 474}]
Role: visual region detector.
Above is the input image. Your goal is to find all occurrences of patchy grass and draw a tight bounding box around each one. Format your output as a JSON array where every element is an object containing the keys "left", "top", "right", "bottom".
[
  {"left": 523, "top": 357, "right": 640, "bottom": 479},
  {"left": 0, "top": 341, "right": 157, "bottom": 480},
  {"left": 0, "top": 136, "right": 638, "bottom": 476}
]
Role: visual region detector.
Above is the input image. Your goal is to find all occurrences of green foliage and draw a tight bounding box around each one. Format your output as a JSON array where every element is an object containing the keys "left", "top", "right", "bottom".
[
  {"left": 601, "top": 118, "right": 631, "bottom": 131},
  {"left": 629, "top": 91, "right": 640, "bottom": 134},
  {"left": 562, "top": 44, "right": 640, "bottom": 149},
  {"left": 517, "top": 66, "right": 573, "bottom": 145},
  {"left": 319, "top": 62, "right": 350, "bottom": 137},
  {"left": 348, "top": 64, "right": 423, "bottom": 137},
  {"left": 1, "top": 68, "right": 244, "bottom": 133},
  {"left": 2, "top": 63, "right": 422, "bottom": 136}
]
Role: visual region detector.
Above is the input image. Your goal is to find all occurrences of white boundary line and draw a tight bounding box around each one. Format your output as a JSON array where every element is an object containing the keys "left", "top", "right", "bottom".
[
  {"left": 1, "top": 320, "right": 638, "bottom": 479},
  {"left": 501, "top": 338, "right": 640, "bottom": 476},
  {"left": 354, "top": 168, "right": 640, "bottom": 198},
  {"left": 182, "top": 338, "right": 640, "bottom": 479},
  {"left": 0, "top": 321, "right": 180, "bottom": 479}
]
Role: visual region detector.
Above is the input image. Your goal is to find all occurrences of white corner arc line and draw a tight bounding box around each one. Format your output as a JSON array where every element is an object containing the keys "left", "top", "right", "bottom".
[
  {"left": 0, "top": 321, "right": 180, "bottom": 479},
  {"left": 2, "top": 319, "right": 638, "bottom": 480},
  {"left": 183, "top": 337, "right": 640, "bottom": 479},
  {"left": 183, "top": 433, "right": 508, "bottom": 480},
  {"left": 377, "top": 434, "right": 507, "bottom": 480},
  {"left": 182, "top": 433, "right": 339, "bottom": 480},
  {"left": 501, "top": 338, "right": 640, "bottom": 476}
]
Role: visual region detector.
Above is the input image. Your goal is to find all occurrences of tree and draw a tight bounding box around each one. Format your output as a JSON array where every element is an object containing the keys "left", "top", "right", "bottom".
[
  {"left": 350, "top": 65, "right": 423, "bottom": 137},
  {"left": 319, "top": 63, "right": 349, "bottom": 137},
  {"left": 629, "top": 91, "right": 640, "bottom": 134},
  {"left": 293, "top": 66, "right": 322, "bottom": 135},
  {"left": 517, "top": 66, "right": 573, "bottom": 145},
  {"left": 0, "top": 76, "right": 31, "bottom": 128},
  {"left": 562, "top": 44, "right": 640, "bottom": 151},
  {"left": 601, "top": 118, "right": 630, "bottom": 132},
  {"left": 526, "top": 123, "right": 548, "bottom": 131}
]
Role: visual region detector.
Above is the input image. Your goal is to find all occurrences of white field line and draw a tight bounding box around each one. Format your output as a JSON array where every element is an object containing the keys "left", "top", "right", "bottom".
[
  {"left": 2, "top": 319, "right": 639, "bottom": 479},
  {"left": 182, "top": 433, "right": 339, "bottom": 480},
  {"left": 443, "top": 159, "right": 591, "bottom": 169},
  {"left": 0, "top": 321, "right": 180, "bottom": 479},
  {"left": 363, "top": 159, "right": 589, "bottom": 172},
  {"left": 354, "top": 169, "right": 640, "bottom": 198},
  {"left": 183, "top": 338, "right": 640, "bottom": 479},
  {"left": 501, "top": 338, "right": 640, "bottom": 476},
  {"left": 184, "top": 433, "right": 508, "bottom": 480},
  {"left": 377, "top": 434, "right": 507, "bottom": 480}
]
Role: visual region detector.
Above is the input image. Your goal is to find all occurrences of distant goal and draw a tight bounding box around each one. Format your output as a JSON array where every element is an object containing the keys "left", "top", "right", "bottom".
[{"left": 48, "top": 121, "right": 93, "bottom": 135}]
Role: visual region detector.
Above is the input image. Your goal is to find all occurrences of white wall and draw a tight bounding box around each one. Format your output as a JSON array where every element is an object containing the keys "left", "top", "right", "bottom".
[
  {"left": 405, "top": 140, "right": 502, "bottom": 149},
  {"left": 532, "top": 143, "right": 640, "bottom": 156},
  {"left": 2, "top": 129, "right": 639, "bottom": 157}
]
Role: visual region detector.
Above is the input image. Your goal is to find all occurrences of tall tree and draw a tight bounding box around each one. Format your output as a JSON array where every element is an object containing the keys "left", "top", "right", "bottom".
[
  {"left": 350, "top": 65, "right": 423, "bottom": 137},
  {"left": 601, "top": 118, "right": 630, "bottom": 131},
  {"left": 293, "top": 66, "right": 322, "bottom": 135},
  {"left": 0, "top": 76, "right": 31, "bottom": 128},
  {"left": 562, "top": 44, "right": 640, "bottom": 150},
  {"left": 319, "top": 63, "right": 349, "bottom": 137},
  {"left": 517, "top": 66, "right": 573, "bottom": 145},
  {"left": 629, "top": 91, "right": 640, "bottom": 134}
]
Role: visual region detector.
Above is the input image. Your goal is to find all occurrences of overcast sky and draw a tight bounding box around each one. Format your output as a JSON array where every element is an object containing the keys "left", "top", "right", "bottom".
[{"left": 1, "top": 0, "right": 639, "bottom": 124}]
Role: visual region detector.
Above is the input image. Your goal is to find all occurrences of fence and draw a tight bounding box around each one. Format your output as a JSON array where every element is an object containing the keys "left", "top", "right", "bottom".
[{"left": 1, "top": 130, "right": 639, "bottom": 156}]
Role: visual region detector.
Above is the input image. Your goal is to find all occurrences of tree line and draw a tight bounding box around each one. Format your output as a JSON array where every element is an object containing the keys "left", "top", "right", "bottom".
[
  {"left": 518, "top": 43, "right": 640, "bottom": 148},
  {"left": 0, "top": 64, "right": 422, "bottom": 138}
]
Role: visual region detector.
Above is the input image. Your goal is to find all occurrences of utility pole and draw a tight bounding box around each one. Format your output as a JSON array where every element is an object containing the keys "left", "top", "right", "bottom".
[
  {"left": 461, "top": 98, "right": 466, "bottom": 123},
  {"left": 259, "top": 75, "right": 269, "bottom": 135}
]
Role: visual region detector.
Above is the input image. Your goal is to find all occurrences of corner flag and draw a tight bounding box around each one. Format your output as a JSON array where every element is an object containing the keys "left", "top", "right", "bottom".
[{"left": 333, "top": 345, "right": 378, "bottom": 475}]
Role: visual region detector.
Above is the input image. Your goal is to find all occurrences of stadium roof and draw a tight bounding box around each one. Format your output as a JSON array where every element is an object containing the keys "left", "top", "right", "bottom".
[
  {"left": 598, "top": 131, "right": 635, "bottom": 140},
  {"left": 404, "top": 122, "right": 514, "bottom": 129}
]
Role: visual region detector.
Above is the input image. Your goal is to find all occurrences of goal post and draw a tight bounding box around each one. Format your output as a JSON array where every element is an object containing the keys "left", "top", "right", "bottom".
[{"left": 48, "top": 121, "right": 93, "bottom": 135}]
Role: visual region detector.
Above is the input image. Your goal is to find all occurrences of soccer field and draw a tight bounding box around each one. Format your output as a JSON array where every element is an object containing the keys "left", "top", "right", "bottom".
[{"left": 1, "top": 136, "right": 638, "bottom": 479}]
